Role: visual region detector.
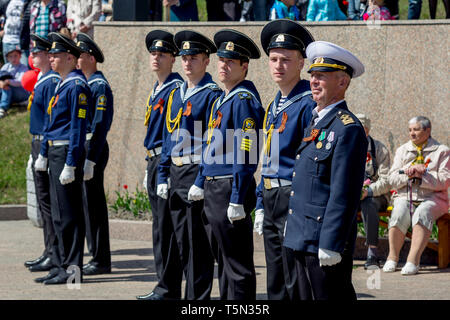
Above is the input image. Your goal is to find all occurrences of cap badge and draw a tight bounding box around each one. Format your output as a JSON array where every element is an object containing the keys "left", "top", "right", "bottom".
[
  {"left": 155, "top": 40, "right": 163, "bottom": 47},
  {"left": 76, "top": 41, "right": 81, "bottom": 47},
  {"left": 183, "top": 41, "right": 190, "bottom": 50},
  {"left": 32, "top": 41, "right": 36, "bottom": 47},
  {"left": 51, "top": 42, "right": 56, "bottom": 49},
  {"left": 225, "top": 41, "right": 234, "bottom": 51},
  {"left": 275, "top": 34, "right": 285, "bottom": 42},
  {"left": 314, "top": 57, "right": 324, "bottom": 64}
]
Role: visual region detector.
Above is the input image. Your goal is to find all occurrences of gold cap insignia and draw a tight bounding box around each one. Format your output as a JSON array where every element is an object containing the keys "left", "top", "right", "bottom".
[
  {"left": 275, "top": 34, "right": 285, "bottom": 42},
  {"left": 76, "top": 41, "right": 81, "bottom": 47},
  {"left": 314, "top": 57, "right": 324, "bottom": 64},
  {"left": 225, "top": 41, "right": 234, "bottom": 51},
  {"left": 183, "top": 41, "right": 190, "bottom": 50},
  {"left": 32, "top": 41, "right": 36, "bottom": 47},
  {"left": 155, "top": 40, "right": 163, "bottom": 47},
  {"left": 51, "top": 42, "right": 56, "bottom": 49}
]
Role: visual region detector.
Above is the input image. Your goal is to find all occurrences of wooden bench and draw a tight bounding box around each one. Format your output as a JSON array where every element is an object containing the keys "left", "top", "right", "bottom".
[{"left": 357, "top": 209, "right": 450, "bottom": 269}]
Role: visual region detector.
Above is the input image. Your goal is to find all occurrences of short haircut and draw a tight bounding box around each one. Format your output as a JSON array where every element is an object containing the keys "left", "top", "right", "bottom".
[{"left": 409, "top": 116, "right": 432, "bottom": 131}]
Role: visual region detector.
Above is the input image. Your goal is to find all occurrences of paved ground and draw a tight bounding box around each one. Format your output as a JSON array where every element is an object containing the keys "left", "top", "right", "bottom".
[{"left": 1, "top": 220, "right": 449, "bottom": 300}]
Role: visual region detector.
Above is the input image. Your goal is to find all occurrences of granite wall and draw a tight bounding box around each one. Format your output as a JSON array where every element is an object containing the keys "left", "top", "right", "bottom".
[{"left": 93, "top": 20, "right": 450, "bottom": 200}]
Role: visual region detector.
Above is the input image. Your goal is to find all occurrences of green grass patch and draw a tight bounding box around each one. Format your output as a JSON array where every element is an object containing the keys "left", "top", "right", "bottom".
[
  {"left": 197, "top": 0, "right": 207, "bottom": 21},
  {"left": 0, "top": 105, "right": 30, "bottom": 204}
]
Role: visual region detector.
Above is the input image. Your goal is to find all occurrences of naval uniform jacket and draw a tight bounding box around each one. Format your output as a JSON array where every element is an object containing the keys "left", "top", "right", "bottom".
[
  {"left": 283, "top": 101, "right": 367, "bottom": 254},
  {"left": 195, "top": 80, "right": 265, "bottom": 205},
  {"left": 157, "top": 72, "right": 222, "bottom": 185},
  {"left": 86, "top": 71, "right": 114, "bottom": 163},
  {"left": 255, "top": 79, "right": 316, "bottom": 211},
  {"left": 29, "top": 70, "right": 60, "bottom": 136},
  {"left": 143, "top": 72, "right": 184, "bottom": 157},
  {"left": 40, "top": 69, "right": 92, "bottom": 167}
]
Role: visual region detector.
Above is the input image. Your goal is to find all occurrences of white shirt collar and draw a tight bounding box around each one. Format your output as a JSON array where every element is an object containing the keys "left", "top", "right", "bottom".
[{"left": 313, "top": 99, "right": 345, "bottom": 126}]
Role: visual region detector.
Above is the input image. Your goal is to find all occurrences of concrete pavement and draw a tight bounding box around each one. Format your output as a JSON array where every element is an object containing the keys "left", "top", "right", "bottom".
[{"left": 1, "top": 220, "right": 449, "bottom": 300}]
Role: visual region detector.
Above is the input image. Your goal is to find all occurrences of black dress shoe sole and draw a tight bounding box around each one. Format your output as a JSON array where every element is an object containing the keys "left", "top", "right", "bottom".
[
  {"left": 34, "top": 272, "right": 58, "bottom": 283},
  {"left": 83, "top": 267, "right": 111, "bottom": 276}
]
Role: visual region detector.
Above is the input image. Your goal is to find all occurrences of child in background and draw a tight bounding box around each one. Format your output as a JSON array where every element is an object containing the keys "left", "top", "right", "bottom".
[
  {"left": 0, "top": 46, "right": 30, "bottom": 119},
  {"left": 363, "top": 0, "right": 392, "bottom": 20},
  {"left": 270, "top": 0, "right": 301, "bottom": 20}
]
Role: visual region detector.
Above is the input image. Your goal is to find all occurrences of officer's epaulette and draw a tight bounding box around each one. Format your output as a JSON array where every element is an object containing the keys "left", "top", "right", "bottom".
[
  {"left": 207, "top": 83, "right": 221, "bottom": 91},
  {"left": 75, "top": 79, "right": 86, "bottom": 87},
  {"left": 238, "top": 92, "right": 252, "bottom": 100},
  {"left": 336, "top": 110, "right": 356, "bottom": 126}
]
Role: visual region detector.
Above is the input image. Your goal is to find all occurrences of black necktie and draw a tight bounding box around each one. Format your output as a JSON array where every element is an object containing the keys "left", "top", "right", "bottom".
[{"left": 307, "top": 110, "right": 319, "bottom": 131}]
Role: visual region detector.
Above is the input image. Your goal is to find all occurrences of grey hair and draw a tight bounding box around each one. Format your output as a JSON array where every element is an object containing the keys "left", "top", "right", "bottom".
[{"left": 409, "top": 116, "right": 431, "bottom": 130}]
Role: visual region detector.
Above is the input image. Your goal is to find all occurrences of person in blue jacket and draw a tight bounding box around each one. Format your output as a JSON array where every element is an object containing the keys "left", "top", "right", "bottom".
[
  {"left": 254, "top": 19, "right": 316, "bottom": 300},
  {"left": 24, "top": 34, "right": 60, "bottom": 273},
  {"left": 136, "top": 30, "right": 184, "bottom": 301},
  {"left": 269, "top": 0, "right": 301, "bottom": 20},
  {"left": 306, "top": 0, "right": 348, "bottom": 21},
  {"left": 76, "top": 32, "right": 114, "bottom": 276},
  {"left": 156, "top": 30, "right": 221, "bottom": 300},
  {"left": 283, "top": 41, "right": 367, "bottom": 300},
  {"left": 188, "top": 29, "right": 264, "bottom": 300},
  {"left": 33, "top": 32, "right": 91, "bottom": 285},
  {"left": 163, "top": 0, "right": 199, "bottom": 21}
]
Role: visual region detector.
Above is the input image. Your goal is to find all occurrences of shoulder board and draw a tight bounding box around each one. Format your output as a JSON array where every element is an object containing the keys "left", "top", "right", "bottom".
[
  {"left": 75, "top": 79, "right": 87, "bottom": 87},
  {"left": 238, "top": 92, "right": 252, "bottom": 100},
  {"left": 336, "top": 110, "right": 356, "bottom": 126},
  {"left": 207, "top": 83, "right": 221, "bottom": 91}
]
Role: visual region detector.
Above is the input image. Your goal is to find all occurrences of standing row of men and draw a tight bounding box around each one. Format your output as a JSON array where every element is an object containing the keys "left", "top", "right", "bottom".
[
  {"left": 137, "top": 19, "right": 368, "bottom": 300},
  {"left": 24, "top": 31, "right": 114, "bottom": 284}
]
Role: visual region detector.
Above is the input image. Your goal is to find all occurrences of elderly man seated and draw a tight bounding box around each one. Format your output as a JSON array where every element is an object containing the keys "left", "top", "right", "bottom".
[
  {"left": 356, "top": 114, "right": 391, "bottom": 270},
  {"left": 384, "top": 116, "right": 450, "bottom": 275}
]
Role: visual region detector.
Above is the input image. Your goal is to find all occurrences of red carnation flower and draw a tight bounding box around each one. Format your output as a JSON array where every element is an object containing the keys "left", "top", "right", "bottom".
[{"left": 123, "top": 184, "right": 128, "bottom": 190}]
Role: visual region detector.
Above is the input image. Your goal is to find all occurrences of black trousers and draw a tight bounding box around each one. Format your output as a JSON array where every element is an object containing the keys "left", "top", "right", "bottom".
[
  {"left": 82, "top": 141, "right": 111, "bottom": 268},
  {"left": 168, "top": 163, "right": 214, "bottom": 300},
  {"left": 48, "top": 145, "right": 85, "bottom": 276},
  {"left": 292, "top": 228, "right": 357, "bottom": 300},
  {"left": 147, "top": 155, "right": 183, "bottom": 299},
  {"left": 262, "top": 185, "right": 298, "bottom": 300},
  {"left": 204, "top": 178, "right": 257, "bottom": 300},
  {"left": 31, "top": 139, "right": 54, "bottom": 258}
]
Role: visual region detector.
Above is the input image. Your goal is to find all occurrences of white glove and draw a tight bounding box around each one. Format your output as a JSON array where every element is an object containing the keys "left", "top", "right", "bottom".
[
  {"left": 59, "top": 164, "right": 76, "bottom": 185},
  {"left": 143, "top": 170, "right": 148, "bottom": 189},
  {"left": 318, "top": 248, "right": 342, "bottom": 267},
  {"left": 157, "top": 183, "right": 168, "bottom": 199},
  {"left": 187, "top": 184, "right": 204, "bottom": 201},
  {"left": 34, "top": 154, "right": 48, "bottom": 171},
  {"left": 227, "top": 203, "right": 246, "bottom": 224},
  {"left": 27, "top": 154, "right": 33, "bottom": 170},
  {"left": 253, "top": 209, "right": 264, "bottom": 235},
  {"left": 83, "top": 160, "right": 95, "bottom": 181}
]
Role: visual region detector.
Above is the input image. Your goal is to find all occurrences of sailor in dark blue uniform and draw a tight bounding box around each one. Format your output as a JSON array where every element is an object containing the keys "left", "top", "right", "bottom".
[
  {"left": 156, "top": 30, "right": 222, "bottom": 300},
  {"left": 254, "top": 20, "right": 316, "bottom": 300},
  {"left": 25, "top": 34, "right": 60, "bottom": 273},
  {"left": 76, "top": 32, "right": 114, "bottom": 276},
  {"left": 136, "top": 30, "right": 185, "bottom": 301},
  {"left": 188, "top": 29, "right": 264, "bottom": 300},
  {"left": 33, "top": 32, "right": 91, "bottom": 285},
  {"left": 283, "top": 41, "right": 368, "bottom": 300}
]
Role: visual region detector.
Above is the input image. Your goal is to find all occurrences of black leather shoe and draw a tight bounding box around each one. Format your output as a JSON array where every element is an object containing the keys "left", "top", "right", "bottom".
[
  {"left": 28, "top": 257, "right": 53, "bottom": 272},
  {"left": 364, "top": 256, "right": 381, "bottom": 270},
  {"left": 43, "top": 274, "right": 70, "bottom": 285},
  {"left": 34, "top": 268, "right": 59, "bottom": 283},
  {"left": 24, "top": 255, "right": 46, "bottom": 268},
  {"left": 82, "top": 264, "right": 111, "bottom": 275},
  {"left": 136, "top": 292, "right": 164, "bottom": 300}
]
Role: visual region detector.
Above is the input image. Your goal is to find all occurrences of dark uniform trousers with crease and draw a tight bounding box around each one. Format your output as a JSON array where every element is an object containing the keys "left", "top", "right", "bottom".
[
  {"left": 204, "top": 178, "right": 257, "bottom": 300},
  {"left": 82, "top": 140, "right": 111, "bottom": 268},
  {"left": 48, "top": 145, "right": 86, "bottom": 277},
  {"left": 262, "top": 185, "right": 298, "bottom": 300},
  {"left": 146, "top": 154, "right": 184, "bottom": 299},
  {"left": 293, "top": 220, "right": 358, "bottom": 300},
  {"left": 167, "top": 163, "right": 215, "bottom": 300},
  {"left": 31, "top": 139, "right": 55, "bottom": 259}
]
